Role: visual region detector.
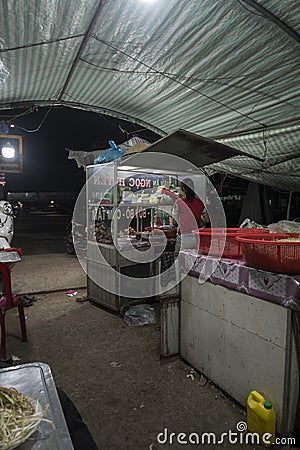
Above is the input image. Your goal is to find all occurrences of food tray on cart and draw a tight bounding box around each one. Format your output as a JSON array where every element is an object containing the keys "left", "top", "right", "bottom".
[{"left": 0, "top": 362, "right": 74, "bottom": 449}]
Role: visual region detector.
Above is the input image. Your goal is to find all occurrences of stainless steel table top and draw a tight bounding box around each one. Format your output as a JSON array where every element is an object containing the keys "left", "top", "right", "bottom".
[{"left": 0, "top": 362, "right": 74, "bottom": 449}]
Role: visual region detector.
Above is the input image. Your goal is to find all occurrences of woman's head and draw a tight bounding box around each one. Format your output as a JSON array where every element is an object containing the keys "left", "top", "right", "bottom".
[{"left": 180, "top": 178, "right": 195, "bottom": 202}]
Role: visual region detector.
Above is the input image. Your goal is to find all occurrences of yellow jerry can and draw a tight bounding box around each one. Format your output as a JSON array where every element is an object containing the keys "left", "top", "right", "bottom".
[{"left": 247, "top": 390, "right": 276, "bottom": 447}]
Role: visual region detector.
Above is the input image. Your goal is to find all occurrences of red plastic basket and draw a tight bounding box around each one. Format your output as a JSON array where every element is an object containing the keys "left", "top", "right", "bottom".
[
  {"left": 235, "top": 233, "right": 300, "bottom": 273},
  {"left": 192, "top": 228, "right": 269, "bottom": 258}
]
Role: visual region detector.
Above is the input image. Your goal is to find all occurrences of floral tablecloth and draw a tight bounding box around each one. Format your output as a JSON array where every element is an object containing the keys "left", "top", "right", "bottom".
[{"left": 179, "top": 250, "right": 300, "bottom": 310}]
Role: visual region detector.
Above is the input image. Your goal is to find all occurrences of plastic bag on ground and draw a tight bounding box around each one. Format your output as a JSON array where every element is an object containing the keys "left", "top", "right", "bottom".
[{"left": 124, "top": 304, "right": 156, "bottom": 327}]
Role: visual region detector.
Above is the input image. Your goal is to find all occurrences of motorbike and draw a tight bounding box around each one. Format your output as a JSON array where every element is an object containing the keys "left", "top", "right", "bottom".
[
  {"left": 65, "top": 219, "right": 87, "bottom": 255},
  {"left": 0, "top": 200, "right": 20, "bottom": 249}
]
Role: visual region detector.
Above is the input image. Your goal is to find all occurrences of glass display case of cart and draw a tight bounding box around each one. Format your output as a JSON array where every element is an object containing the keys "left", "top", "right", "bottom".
[
  {"left": 85, "top": 159, "right": 205, "bottom": 313},
  {"left": 87, "top": 163, "right": 115, "bottom": 245},
  {"left": 117, "top": 171, "right": 178, "bottom": 241},
  {"left": 87, "top": 161, "right": 179, "bottom": 246}
]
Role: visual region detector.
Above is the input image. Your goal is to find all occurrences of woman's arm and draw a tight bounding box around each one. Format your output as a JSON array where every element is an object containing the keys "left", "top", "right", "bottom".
[
  {"left": 201, "top": 210, "right": 209, "bottom": 224},
  {"left": 172, "top": 202, "right": 179, "bottom": 228}
]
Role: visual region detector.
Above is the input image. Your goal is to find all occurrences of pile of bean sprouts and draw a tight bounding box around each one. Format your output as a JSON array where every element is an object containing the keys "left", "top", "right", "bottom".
[
  {"left": 276, "top": 237, "right": 300, "bottom": 242},
  {"left": 0, "top": 387, "right": 49, "bottom": 450}
]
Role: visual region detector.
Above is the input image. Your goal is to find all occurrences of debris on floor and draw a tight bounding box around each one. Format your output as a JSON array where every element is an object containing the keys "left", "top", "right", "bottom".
[
  {"left": 167, "top": 365, "right": 176, "bottom": 375},
  {"left": 21, "top": 294, "right": 38, "bottom": 307},
  {"left": 198, "top": 374, "right": 208, "bottom": 386},
  {"left": 185, "top": 366, "right": 208, "bottom": 386},
  {"left": 186, "top": 367, "right": 196, "bottom": 381},
  {"left": 110, "top": 361, "right": 122, "bottom": 368},
  {"left": 186, "top": 373, "right": 195, "bottom": 381},
  {"left": 134, "top": 403, "right": 146, "bottom": 411},
  {"left": 66, "top": 290, "right": 78, "bottom": 297},
  {"left": 76, "top": 295, "right": 89, "bottom": 303},
  {"left": 124, "top": 304, "right": 156, "bottom": 327}
]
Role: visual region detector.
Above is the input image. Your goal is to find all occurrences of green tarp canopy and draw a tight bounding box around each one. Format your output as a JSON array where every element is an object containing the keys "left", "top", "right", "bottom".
[{"left": 0, "top": 0, "right": 299, "bottom": 190}]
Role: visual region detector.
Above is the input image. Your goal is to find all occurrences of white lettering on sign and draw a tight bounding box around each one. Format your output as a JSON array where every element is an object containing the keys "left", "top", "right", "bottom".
[
  {"left": 117, "top": 206, "right": 148, "bottom": 221},
  {"left": 128, "top": 177, "right": 151, "bottom": 188},
  {"left": 93, "top": 174, "right": 152, "bottom": 188},
  {"left": 93, "top": 174, "right": 115, "bottom": 186}
]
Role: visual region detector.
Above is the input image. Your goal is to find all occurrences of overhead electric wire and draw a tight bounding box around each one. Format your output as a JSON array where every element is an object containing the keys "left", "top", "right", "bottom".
[
  {"left": 60, "top": 94, "right": 165, "bottom": 136},
  {"left": 80, "top": 57, "right": 298, "bottom": 112},
  {"left": 228, "top": 100, "right": 266, "bottom": 135},
  {"left": 0, "top": 106, "right": 37, "bottom": 120},
  {"left": 0, "top": 34, "right": 84, "bottom": 53},
  {"left": 57, "top": 0, "right": 104, "bottom": 101},
  {"left": 212, "top": 116, "right": 300, "bottom": 140},
  {"left": 95, "top": 111, "right": 139, "bottom": 137},
  {"left": 92, "top": 35, "right": 267, "bottom": 129},
  {"left": 97, "top": 114, "right": 150, "bottom": 139},
  {"left": 7, "top": 106, "right": 38, "bottom": 123},
  {"left": 238, "top": 0, "right": 300, "bottom": 45},
  {"left": 80, "top": 56, "right": 300, "bottom": 81},
  {"left": 237, "top": 0, "right": 266, "bottom": 18},
  {"left": 262, "top": 127, "right": 269, "bottom": 164},
  {"left": 13, "top": 107, "right": 53, "bottom": 133}
]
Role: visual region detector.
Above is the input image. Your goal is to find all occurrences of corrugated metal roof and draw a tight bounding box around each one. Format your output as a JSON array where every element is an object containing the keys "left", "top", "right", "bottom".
[{"left": 0, "top": 0, "right": 299, "bottom": 189}]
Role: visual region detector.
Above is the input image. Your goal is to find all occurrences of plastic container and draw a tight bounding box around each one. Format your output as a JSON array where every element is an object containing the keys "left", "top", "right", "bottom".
[
  {"left": 236, "top": 233, "right": 300, "bottom": 273},
  {"left": 247, "top": 390, "right": 276, "bottom": 447},
  {"left": 192, "top": 228, "right": 269, "bottom": 258}
]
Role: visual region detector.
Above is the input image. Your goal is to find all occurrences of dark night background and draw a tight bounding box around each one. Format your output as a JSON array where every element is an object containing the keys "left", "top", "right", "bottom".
[
  {"left": 0, "top": 106, "right": 161, "bottom": 194},
  {"left": 0, "top": 105, "right": 298, "bottom": 223}
]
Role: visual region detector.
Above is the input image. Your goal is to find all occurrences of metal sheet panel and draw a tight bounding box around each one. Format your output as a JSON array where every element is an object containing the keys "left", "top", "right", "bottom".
[{"left": 143, "top": 129, "right": 263, "bottom": 167}]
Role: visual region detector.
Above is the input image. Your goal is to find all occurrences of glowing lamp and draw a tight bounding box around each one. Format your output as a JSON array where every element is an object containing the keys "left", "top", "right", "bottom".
[{"left": 1, "top": 142, "right": 15, "bottom": 159}]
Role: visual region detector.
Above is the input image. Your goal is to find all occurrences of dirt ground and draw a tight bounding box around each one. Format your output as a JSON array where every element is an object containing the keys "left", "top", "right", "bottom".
[{"left": 4, "top": 289, "right": 274, "bottom": 450}]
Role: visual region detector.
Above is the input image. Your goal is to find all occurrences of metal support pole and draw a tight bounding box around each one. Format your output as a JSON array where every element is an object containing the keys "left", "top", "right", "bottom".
[{"left": 286, "top": 191, "right": 293, "bottom": 220}]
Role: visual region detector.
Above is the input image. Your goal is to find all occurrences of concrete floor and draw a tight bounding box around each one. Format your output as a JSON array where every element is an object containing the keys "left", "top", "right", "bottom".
[
  {"left": 4, "top": 288, "right": 270, "bottom": 450},
  {"left": 11, "top": 211, "right": 87, "bottom": 294},
  {"left": 11, "top": 253, "right": 86, "bottom": 294}
]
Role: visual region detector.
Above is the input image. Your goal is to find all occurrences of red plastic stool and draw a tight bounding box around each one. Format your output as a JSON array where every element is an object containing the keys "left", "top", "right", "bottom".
[{"left": 0, "top": 262, "right": 27, "bottom": 361}]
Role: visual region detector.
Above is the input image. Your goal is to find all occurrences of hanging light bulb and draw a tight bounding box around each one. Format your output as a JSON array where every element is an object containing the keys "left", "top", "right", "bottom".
[{"left": 1, "top": 142, "right": 15, "bottom": 159}]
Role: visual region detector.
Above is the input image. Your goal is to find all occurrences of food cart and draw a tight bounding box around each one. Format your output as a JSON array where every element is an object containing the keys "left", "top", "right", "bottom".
[
  {"left": 85, "top": 157, "right": 206, "bottom": 312},
  {"left": 84, "top": 129, "right": 256, "bottom": 313}
]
